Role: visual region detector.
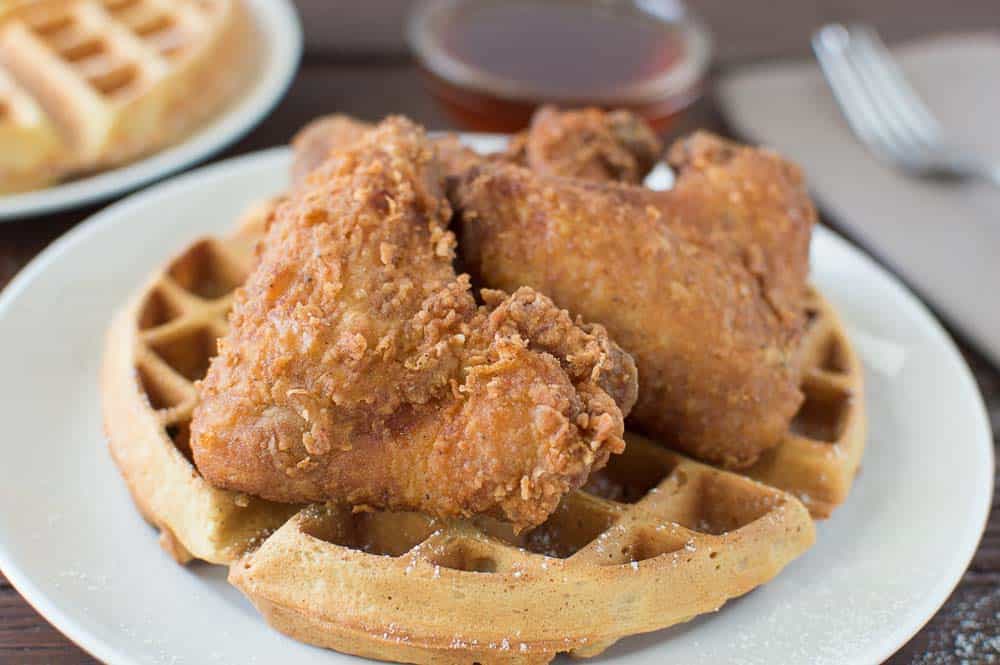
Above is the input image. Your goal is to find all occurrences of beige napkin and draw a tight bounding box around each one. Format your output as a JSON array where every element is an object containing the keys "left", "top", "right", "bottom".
[{"left": 718, "top": 34, "right": 1000, "bottom": 366}]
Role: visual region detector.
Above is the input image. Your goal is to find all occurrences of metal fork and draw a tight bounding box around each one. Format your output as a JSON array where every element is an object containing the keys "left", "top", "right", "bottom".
[{"left": 812, "top": 23, "right": 1000, "bottom": 187}]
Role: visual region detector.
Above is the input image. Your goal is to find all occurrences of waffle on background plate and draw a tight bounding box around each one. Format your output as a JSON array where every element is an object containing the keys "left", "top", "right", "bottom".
[
  {"left": 101, "top": 191, "right": 864, "bottom": 663},
  {"left": 0, "top": 0, "right": 253, "bottom": 194}
]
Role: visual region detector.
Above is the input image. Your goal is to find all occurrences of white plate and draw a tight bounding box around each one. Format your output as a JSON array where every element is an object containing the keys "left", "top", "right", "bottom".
[
  {"left": 0, "top": 143, "right": 993, "bottom": 665},
  {"left": 0, "top": 0, "right": 301, "bottom": 221}
]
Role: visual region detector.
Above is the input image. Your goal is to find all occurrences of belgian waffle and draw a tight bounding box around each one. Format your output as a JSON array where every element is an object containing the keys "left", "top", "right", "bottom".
[
  {"left": 230, "top": 438, "right": 813, "bottom": 664},
  {"left": 101, "top": 217, "right": 297, "bottom": 565},
  {"left": 0, "top": 0, "right": 252, "bottom": 192},
  {"left": 0, "top": 64, "right": 61, "bottom": 192},
  {"left": 743, "top": 287, "right": 867, "bottom": 517},
  {"left": 102, "top": 205, "right": 829, "bottom": 663}
]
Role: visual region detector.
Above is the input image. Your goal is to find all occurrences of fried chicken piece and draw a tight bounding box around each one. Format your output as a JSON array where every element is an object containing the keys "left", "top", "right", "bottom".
[
  {"left": 452, "top": 154, "right": 809, "bottom": 468},
  {"left": 504, "top": 116, "right": 813, "bottom": 316},
  {"left": 432, "top": 133, "right": 491, "bottom": 180},
  {"left": 291, "top": 115, "right": 485, "bottom": 187},
  {"left": 290, "top": 114, "right": 371, "bottom": 185},
  {"left": 191, "top": 117, "right": 637, "bottom": 529},
  {"left": 505, "top": 106, "right": 662, "bottom": 183},
  {"left": 656, "top": 131, "right": 815, "bottom": 323},
  {"left": 290, "top": 106, "right": 661, "bottom": 192}
]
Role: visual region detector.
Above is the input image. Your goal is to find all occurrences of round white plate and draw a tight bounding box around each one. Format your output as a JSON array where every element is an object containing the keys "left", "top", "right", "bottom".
[
  {"left": 0, "top": 143, "right": 992, "bottom": 665},
  {"left": 0, "top": 0, "right": 301, "bottom": 221}
]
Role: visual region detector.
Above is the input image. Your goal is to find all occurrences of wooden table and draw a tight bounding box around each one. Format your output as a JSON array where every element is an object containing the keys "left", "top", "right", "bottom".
[{"left": 1, "top": 3, "right": 998, "bottom": 662}]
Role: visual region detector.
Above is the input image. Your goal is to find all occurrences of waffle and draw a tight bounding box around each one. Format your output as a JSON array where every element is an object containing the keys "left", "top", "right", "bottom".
[
  {"left": 102, "top": 207, "right": 829, "bottom": 663},
  {"left": 0, "top": 0, "right": 252, "bottom": 192},
  {"left": 0, "top": 64, "right": 61, "bottom": 192},
  {"left": 232, "top": 435, "right": 817, "bottom": 664},
  {"left": 101, "top": 213, "right": 298, "bottom": 565},
  {"left": 742, "top": 287, "right": 867, "bottom": 517}
]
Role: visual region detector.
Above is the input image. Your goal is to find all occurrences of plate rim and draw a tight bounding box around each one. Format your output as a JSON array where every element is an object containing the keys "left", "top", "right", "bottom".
[
  {"left": 0, "top": 0, "right": 303, "bottom": 221},
  {"left": 0, "top": 146, "right": 993, "bottom": 665},
  {"left": 0, "top": 148, "right": 290, "bottom": 664}
]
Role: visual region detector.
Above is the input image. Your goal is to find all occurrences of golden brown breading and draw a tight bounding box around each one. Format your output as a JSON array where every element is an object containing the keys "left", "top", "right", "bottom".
[
  {"left": 191, "top": 117, "right": 637, "bottom": 529},
  {"left": 432, "top": 132, "right": 491, "bottom": 180},
  {"left": 502, "top": 114, "right": 813, "bottom": 316},
  {"left": 289, "top": 114, "right": 372, "bottom": 185},
  {"left": 659, "top": 131, "right": 815, "bottom": 323},
  {"left": 291, "top": 116, "right": 487, "bottom": 188},
  {"left": 505, "top": 106, "right": 662, "bottom": 183},
  {"left": 289, "top": 106, "right": 662, "bottom": 192},
  {"left": 452, "top": 153, "right": 809, "bottom": 468}
]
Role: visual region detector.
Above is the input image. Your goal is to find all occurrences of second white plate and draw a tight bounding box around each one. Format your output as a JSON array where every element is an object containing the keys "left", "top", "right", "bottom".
[
  {"left": 0, "top": 0, "right": 302, "bottom": 221},
  {"left": 0, "top": 143, "right": 992, "bottom": 664}
]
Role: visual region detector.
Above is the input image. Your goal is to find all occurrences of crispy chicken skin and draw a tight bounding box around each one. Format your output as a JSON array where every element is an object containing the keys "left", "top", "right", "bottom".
[
  {"left": 289, "top": 114, "right": 372, "bottom": 185},
  {"left": 509, "top": 116, "right": 813, "bottom": 319},
  {"left": 291, "top": 115, "right": 484, "bottom": 187},
  {"left": 191, "top": 118, "right": 637, "bottom": 528},
  {"left": 289, "top": 106, "right": 661, "bottom": 190},
  {"left": 658, "top": 131, "right": 815, "bottom": 323},
  {"left": 452, "top": 149, "right": 811, "bottom": 467},
  {"left": 507, "top": 106, "right": 663, "bottom": 183}
]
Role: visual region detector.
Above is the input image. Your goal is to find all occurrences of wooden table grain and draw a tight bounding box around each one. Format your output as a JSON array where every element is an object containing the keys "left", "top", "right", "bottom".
[{"left": 1, "top": 6, "right": 998, "bottom": 663}]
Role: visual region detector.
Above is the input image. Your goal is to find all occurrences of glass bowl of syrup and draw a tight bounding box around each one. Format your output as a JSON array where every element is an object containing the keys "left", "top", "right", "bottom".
[{"left": 409, "top": 0, "right": 712, "bottom": 133}]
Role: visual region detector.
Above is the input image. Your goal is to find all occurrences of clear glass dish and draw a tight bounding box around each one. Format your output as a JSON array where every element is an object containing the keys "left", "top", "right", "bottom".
[{"left": 409, "top": 0, "right": 712, "bottom": 132}]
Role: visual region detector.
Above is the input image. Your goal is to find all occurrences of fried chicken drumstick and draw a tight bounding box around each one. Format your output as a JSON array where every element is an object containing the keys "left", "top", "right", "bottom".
[
  {"left": 452, "top": 131, "right": 814, "bottom": 468},
  {"left": 191, "top": 118, "right": 637, "bottom": 529}
]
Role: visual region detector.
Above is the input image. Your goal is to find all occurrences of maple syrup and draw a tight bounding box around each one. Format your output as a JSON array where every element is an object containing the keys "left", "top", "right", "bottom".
[{"left": 409, "top": 0, "right": 711, "bottom": 133}]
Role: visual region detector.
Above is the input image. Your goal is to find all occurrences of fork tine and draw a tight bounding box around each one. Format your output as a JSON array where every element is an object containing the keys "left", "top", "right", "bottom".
[
  {"left": 848, "top": 26, "right": 941, "bottom": 142},
  {"left": 812, "top": 27, "right": 876, "bottom": 142},
  {"left": 816, "top": 24, "right": 999, "bottom": 185},
  {"left": 812, "top": 25, "right": 911, "bottom": 166},
  {"left": 839, "top": 31, "right": 932, "bottom": 161},
  {"left": 847, "top": 27, "right": 941, "bottom": 162}
]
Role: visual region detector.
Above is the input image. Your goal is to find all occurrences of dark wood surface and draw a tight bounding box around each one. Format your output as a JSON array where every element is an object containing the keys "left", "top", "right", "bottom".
[{"left": 1, "top": 3, "right": 998, "bottom": 663}]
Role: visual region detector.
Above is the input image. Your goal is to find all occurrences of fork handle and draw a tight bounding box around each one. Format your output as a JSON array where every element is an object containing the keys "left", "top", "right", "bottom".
[
  {"left": 968, "top": 161, "right": 1000, "bottom": 188},
  {"left": 986, "top": 164, "right": 1000, "bottom": 189},
  {"left": 951, "top": 153, "right": 1000, "bottom": 188}
]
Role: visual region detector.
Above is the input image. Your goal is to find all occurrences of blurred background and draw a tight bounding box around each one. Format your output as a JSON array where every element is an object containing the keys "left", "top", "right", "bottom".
[
  {"left": 285, "top": 0, "right": 999, "bottom": 136},
  {"left": 0, "top": 1, "right": 997, "bottom": 663},
  {"left": 294, "top": 0, "right": 996, "bottom": 60}
]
